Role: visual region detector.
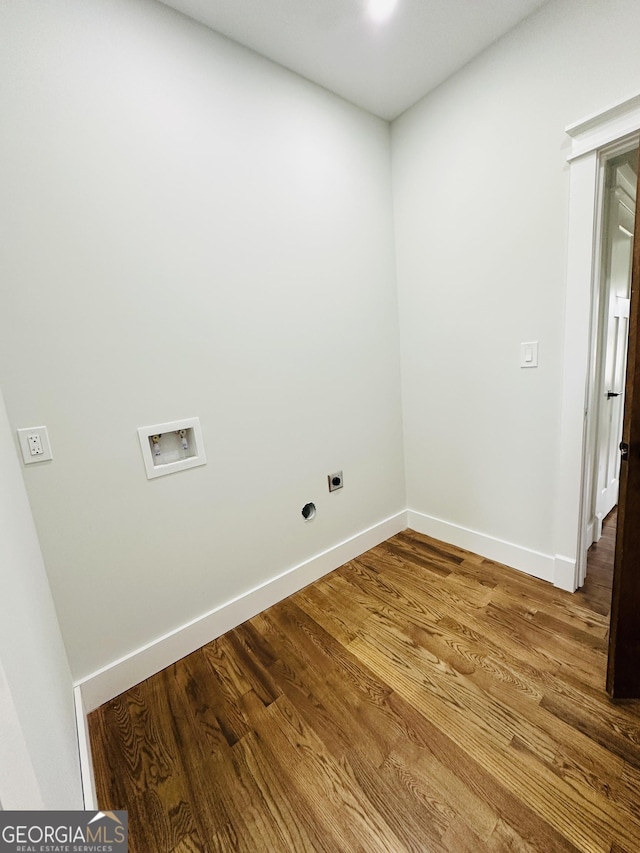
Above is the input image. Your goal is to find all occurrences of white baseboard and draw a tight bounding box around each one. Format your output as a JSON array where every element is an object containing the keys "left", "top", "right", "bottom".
[
  {"left": 406, "top": 509, "right": 556, "bottom": 585},
  {"left": 553, "top": 554, "right": 578, "bottom": 593},
  {"left": 74, "top": 508, "right": 581, "bottom": 717},
  {"left": 73, "top": 686, "right": 97, "bottom": 810},
  {"left": 75, "top": 510, "right": 407, "bottom": 713}
]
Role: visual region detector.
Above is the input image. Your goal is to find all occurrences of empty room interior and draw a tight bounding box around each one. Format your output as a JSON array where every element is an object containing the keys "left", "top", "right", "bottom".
[{"left": 4, "top": 0, "right": 640, "bottom": 850}]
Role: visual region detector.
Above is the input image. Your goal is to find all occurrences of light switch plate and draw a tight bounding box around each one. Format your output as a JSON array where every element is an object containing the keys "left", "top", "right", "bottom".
[
  {"left": 520, "top": 341, "right": 538, "bottom": 368},
  {"left": 17, "top": 426, "right": 53, "bottom": 464}
]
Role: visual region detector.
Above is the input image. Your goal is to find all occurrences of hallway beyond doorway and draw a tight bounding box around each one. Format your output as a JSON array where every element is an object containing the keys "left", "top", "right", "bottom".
[{"left": 581, "top": 509, "right": 616, "bottom": 619}]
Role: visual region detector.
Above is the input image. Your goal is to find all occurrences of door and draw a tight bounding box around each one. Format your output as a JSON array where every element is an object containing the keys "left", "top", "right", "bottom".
[
  {"left": 593, "top": 161, "right": 636, "bottom": 539},
  {"left": 607, "top": 147, "right": 640, "bottom": 698}
]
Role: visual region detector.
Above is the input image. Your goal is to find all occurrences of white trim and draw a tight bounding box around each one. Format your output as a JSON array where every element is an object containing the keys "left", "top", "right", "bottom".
[
  {"left": 577, "top": 151, "right": 611, "bottom": 588},
  {"left": 566, "top": 92, "right": 640, "bottom": 161},
  {"left": 407, "top": 509, "right": 555, "bottom": 584},
  {"left": 75, "top": 510, "right": 407, "bottom": 712},
  {"left": 555, "top": 150, "right": 600, "bottom": 593},
  {"left": 553, "top": 555, "right": 577, "bottom": 593},
  {"left": 74, "top": 686, "right": 97, "bottom": 810}
]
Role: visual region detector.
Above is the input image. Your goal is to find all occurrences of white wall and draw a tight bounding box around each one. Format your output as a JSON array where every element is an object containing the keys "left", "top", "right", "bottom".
[
  {"left": 392, "top": 0, "right": 640, "bottom": 574},
  {"left": 0, "top": 0, "right": 405, "bottom": 682},
  {"left": 0, "top": 390, "right": 83, "bottom": 809}
]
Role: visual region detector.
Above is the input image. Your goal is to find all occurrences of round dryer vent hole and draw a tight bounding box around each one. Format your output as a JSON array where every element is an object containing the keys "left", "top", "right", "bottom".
[{"left": 301, "top": 502, "right": 316, "bottom": 521}]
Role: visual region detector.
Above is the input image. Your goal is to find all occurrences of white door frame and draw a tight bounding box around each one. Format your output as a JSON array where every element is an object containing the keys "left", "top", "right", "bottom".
[
  {"left": 591, "top": 162, "right": 635, "bottom": 541},
  {"left": 555, "top": 93, "right": 640, "bottom": 592}
]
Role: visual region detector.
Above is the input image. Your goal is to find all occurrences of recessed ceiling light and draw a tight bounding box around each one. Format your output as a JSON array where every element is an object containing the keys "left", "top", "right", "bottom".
[{"left": 367, "top": 0, "right": 398, "bottom": 24}]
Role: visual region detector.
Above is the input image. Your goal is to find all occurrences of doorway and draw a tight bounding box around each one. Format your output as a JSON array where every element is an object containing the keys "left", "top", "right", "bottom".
[
  {"left": 569, "top": 134, "right": 639, "bottom": 592},
  {"left": 583, "top": 148, "right": 638, "bottom": 566},
  {"left": 561, "top": 96, "right": 640, "bottom": 695}
]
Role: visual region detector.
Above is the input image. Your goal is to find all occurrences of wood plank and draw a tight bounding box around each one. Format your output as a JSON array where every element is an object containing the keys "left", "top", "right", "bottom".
[
  {"left": 347, "top": 634, "right": 637, "bottom": 852},
  {"left": 242, "top": 690, "right": 407, "bottom": 852}
]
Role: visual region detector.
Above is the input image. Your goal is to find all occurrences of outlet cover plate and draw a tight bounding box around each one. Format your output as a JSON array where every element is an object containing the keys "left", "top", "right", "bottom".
[{"left": 17, "top": 426, "right": 53, "bottom": 464}]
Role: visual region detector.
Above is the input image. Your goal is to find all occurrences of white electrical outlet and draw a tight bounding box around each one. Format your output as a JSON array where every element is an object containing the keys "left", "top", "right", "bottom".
[
  {"left": 17, "top": 426, "right": 53, "bottom": 464},
  {"left": 28, "top": 434, "right": 43, "bottom": 456}
]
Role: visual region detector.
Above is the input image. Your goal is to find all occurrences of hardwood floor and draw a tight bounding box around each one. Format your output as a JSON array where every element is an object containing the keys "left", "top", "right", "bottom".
[
  {"left": 89, "top": 522, "right": 640, "bottom": 852},
  {"left": 581, "top": 508, "right": 616, "bottom": 618}
]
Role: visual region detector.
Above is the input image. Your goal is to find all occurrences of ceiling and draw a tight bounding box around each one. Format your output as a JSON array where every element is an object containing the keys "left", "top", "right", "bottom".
[{"left": 156, "top": 0, "right": 550, "bottom": 121}]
